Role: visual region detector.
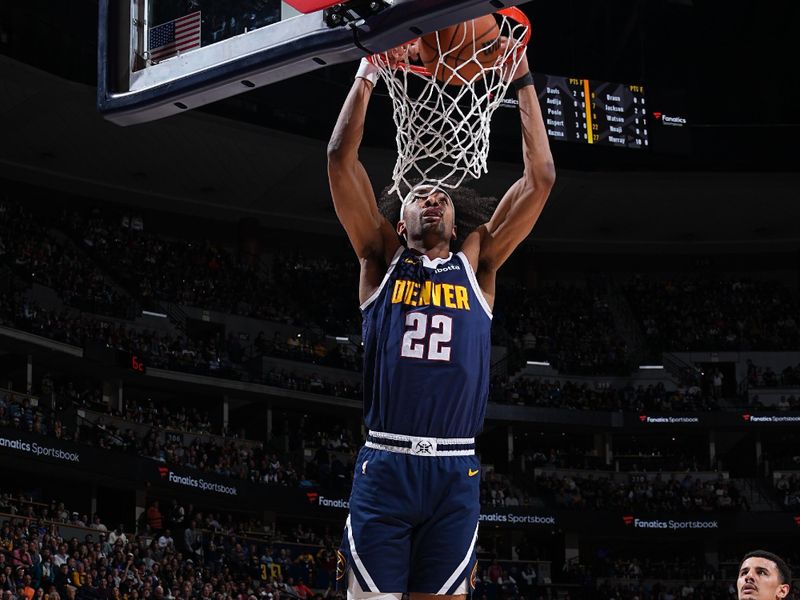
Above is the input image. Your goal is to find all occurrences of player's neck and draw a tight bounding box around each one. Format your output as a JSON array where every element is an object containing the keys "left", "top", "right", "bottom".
[{"left": 407, "top": 240, "right": 451, "bottom": 261}]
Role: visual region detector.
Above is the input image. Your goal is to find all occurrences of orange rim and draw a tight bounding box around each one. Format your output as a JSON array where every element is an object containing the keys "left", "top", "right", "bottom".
[{"left": 374, "top": 8, "right": 531, "bottom": 78}]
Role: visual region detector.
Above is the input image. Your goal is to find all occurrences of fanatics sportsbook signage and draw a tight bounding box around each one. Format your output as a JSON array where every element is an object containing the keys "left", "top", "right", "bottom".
[
  {"left": 740, "top": 413, "right": 800, "bottom": 424},
  {"left": 3, "top": 426, "right": 800, "bottom": 534},
  {"left": 0, "top": 434, "right": 81, "bottom": 463},
  {"left": 621, "top": 515, "right": 719, "bottom": 531},
  {"left": 636, "top": 415, "right": 701, "bottom": 425},
  {"left": 0, "top": 427, "right": 250, "bottom": 503},
  {"left": 155, "top": 465, "right": 240, "bottom": 496},
  {"left": 0, "top": 428, "right": 120, "bottom": 472},
  {"left": 627, "top": 412, "right": 800, "bottom": 428},
  {"left": 0, "top": 426, "right": 342, "bottom": 514},
  {"left": 480, "top": 511, "right": 556, "bottom": 526}
]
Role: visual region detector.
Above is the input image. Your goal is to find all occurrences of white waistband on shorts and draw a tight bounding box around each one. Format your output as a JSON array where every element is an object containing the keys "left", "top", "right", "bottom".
[{"left": 365, "top": 430, "right": 475, "bottom": 457}]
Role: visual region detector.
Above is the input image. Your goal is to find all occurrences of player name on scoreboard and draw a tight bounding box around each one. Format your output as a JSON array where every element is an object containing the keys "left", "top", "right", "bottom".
[{"left": 530, "top": 74, "right": 648, "bottom": 150}]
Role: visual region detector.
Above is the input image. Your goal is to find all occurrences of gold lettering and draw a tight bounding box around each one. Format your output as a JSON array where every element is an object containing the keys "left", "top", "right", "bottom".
[
  {"left": 408, "top": 282, "right": 420, "bottom": 306},
  {"left": 418, "top": 281, "right": 431, "bottom": 306},
  {"left": 442, "top": 284, "right": 456, "bottom": 308},
  {"left": 403, "top": 281, "right": 416, "bottom": 304},
  {"left": 455, "top": 285, "right": 470, "bottom": 310},
  {"left": 431, "top": 283, "right": 442, "bottom": 306},
  {"left": 391, "top": 280, "right": 406, "bottom": 304}
]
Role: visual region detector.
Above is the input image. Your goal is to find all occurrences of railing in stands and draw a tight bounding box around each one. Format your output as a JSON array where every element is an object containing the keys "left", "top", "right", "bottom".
[
  {"left": 604, "top": 275, "right": 650, "bottom": 367},
  {"left": 490, "top": 353, "right": 509, "bottom": 380},
  {"left": 662, "top": 351, "right": 702, "bottom": 385},
  {"left": 77, "top": 408, "right": 264, "bottom": 450},
  {"left": 165, "top": 302, "right": 188, "bottom": 333}
]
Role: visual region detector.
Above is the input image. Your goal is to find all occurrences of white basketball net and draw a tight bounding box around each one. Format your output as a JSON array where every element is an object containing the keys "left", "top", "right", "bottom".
[{"left": 371, "top": 11, "right": 530, "bottom": 199}]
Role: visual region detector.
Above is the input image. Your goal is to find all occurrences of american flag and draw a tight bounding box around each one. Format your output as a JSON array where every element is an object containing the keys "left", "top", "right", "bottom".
[{"left": 148, "top": 11, "right": 201, "bottom": 63}]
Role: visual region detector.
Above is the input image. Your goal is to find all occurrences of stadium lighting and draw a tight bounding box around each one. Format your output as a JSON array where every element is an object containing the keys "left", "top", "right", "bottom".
[
  {"left": 638, "top": 365, "right": 665, "bottom": 370},
  {"left": 526, "top": 361, "right": 551, "bottom": 366},
  {"left": 142, "top": 310, "right": 167, "bottom": 318}
]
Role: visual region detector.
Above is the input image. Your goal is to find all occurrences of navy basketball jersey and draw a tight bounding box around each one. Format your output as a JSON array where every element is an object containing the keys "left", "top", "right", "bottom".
[{"left": 360, "top": 247, "right": 492, "bottom": 438}]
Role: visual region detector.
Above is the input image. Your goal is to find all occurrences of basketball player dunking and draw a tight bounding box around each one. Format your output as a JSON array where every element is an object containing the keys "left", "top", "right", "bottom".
[{"left": 327, "top": 33, "right": 555, "bottom": 600}]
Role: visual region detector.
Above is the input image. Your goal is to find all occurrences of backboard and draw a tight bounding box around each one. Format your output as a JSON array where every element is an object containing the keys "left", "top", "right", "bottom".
[{"left": 97, "top": 0, "right": 531, "bottom": 126}]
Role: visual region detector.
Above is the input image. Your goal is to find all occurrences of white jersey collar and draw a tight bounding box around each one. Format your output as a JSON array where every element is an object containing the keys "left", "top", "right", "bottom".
[{"left": 418, "top": 252, "right": 453, "bottom": 269}]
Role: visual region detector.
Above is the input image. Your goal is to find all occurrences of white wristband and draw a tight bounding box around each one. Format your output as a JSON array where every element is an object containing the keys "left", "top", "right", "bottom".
[{"left": 355, "top": 57, "right": 380, "bottom": 86}]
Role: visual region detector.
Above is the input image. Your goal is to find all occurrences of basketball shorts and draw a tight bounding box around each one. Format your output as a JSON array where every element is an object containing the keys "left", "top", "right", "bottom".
[{"left": 337, "top": 431, "right": 481, "bottom": 596}]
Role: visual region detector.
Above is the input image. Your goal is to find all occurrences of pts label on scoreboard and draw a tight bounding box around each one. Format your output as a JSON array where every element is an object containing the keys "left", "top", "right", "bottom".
[{"left": 528, "top": 74, "right": 649, "bottom": 150}]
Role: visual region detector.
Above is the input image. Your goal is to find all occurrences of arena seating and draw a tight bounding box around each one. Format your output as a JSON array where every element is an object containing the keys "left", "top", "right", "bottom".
[
  {"left": 625, "top": 276, "right": 800, "bottom": 352},
  {"left": 490, "top": 377, "right": 719, "bottom": 411},
  {"left": 3, "top": 196, "right": 800, "bottom": 600}
]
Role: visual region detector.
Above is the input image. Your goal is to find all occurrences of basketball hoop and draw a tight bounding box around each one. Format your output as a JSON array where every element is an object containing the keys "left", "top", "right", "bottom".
[{"left": 370, "top": 8, "right": 531, "bottom": 199}]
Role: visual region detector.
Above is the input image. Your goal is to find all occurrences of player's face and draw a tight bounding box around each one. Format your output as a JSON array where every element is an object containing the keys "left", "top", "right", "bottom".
[
  {"left": 400, "top": 186, "right": 455, "bottom": 243},
  {"left": 738, "top": 557, "right": 790, "bottom": 600}
]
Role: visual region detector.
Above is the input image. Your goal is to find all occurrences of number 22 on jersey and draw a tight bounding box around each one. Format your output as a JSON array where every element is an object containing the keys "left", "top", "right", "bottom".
[{"left": 400, "top": 312, "right": 453, "bottom": 361}]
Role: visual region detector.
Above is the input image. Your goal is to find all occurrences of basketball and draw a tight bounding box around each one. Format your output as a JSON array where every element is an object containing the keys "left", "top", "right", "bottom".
[{"left": 418, "top": 14, "right": 502, "bottom": 86}]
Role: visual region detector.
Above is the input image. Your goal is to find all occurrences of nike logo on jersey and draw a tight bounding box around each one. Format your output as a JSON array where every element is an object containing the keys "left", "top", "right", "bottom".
[
  {"left": 468, "top": 468, "right": 480, "bottom": 477},
  {"left": 391, "top": 279, "right": 471, "bottom": 310}
]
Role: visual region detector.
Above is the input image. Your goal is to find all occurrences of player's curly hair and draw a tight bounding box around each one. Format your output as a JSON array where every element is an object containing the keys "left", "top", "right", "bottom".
[{"left": 376, "top": 178, "right": 497, "bottom": 248}]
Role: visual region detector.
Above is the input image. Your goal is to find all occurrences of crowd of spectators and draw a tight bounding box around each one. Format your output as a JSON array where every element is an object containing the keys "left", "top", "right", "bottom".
[
  {"left": 744, "top": 360, "right": 800, "bottom": 389},
  {"left": 749, "top": 394, "right": 800, "bottom": 411},
  {"left": 521, "top": 445, "right": 607, "bottom": 471},
  {"left": 0, "top": 483, "right": 569, "bottom": 600},
  {"left": 590, "top": 549, "right": 800, "bottom": 600},
  {"left": 611, "top": 441, "right": 710, "bottom": 472},
  {"left": 253, "top": 333, "right": 361, "bottom": 373},
  {"left": 65, "top": 208, "right": 360, "bottom": 335},
  {"left": 774, "top": 473, "right": 800, "bottom": 508},
  {"left": 0, "top": 492, "right": 345, "bottom": 600},
  {"left": 533, "top": 472, "right": 745, "bottom": 512},
  {"left": 490, "top": 378, "right": 719, "bottom": 412},
  {"left": 0, "top": 292, "right": 361, "bottom": 401},
  {"left": 625, "top": 276, "right": 800, "bottom": 352},
  {"left": 516, "top": 438, "right": 708, "bottom": 473},
  {"left": 471, "top": 559, "right": 541, "bottom": 600},
  {"left": 8, "top": 200, "right": 800, "bottom": 383},
  {"left": 10, "top": 202, "right": 800, "bottom": 376},
  {"left": 10, "top": 199, "right": 640, "bottom": 375},
  {"left": 1, "top": 483, "right": 796, "bottom": 600},
  {"left": 0, "top": 202, "right": 135, "bottom": 320},
  {"left": 590, "top": 553, "right": 715, "bottom": 581},
  {"left": 116, "top": 399, "right": 214, "bottom": 437},
  {"left": 495, "top": 282, "right": 631, "bottom": 375},
  {"left": 7, "top": 200, "right": 800, "bottom": 600},
  {"left": 480, "top": 472, "right": 529, "bottom": 508},
  {"left": 0, "top": 492, "right": 112, "bottom": 534},
  {"left": 0, "top": 387, "right": 355, "bottom": 495},
  {"left": 592, "top": 580, "right": 745, "bottom": 600}
]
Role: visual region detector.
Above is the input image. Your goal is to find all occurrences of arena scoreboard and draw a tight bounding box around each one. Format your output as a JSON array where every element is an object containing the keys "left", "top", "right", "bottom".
[{"left": 530, "top": 73, "right": 649, "bottom": 150}]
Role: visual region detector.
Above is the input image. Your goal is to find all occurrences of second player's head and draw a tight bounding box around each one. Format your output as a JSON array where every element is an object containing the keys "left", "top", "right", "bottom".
[
  {"left": 397, "top": 183, "right": 457, "bottom": 247},
  {"left": 738, "top": 550, "right": 791, "bottom": 600}
]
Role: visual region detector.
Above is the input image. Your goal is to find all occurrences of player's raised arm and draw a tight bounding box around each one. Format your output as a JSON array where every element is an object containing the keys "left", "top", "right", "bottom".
[
  {"left": 462, "top": 49, "right": 556, "bottom": 278},
  {"left": 327, "top": 59, "right": 400, "bottom": 266}
]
